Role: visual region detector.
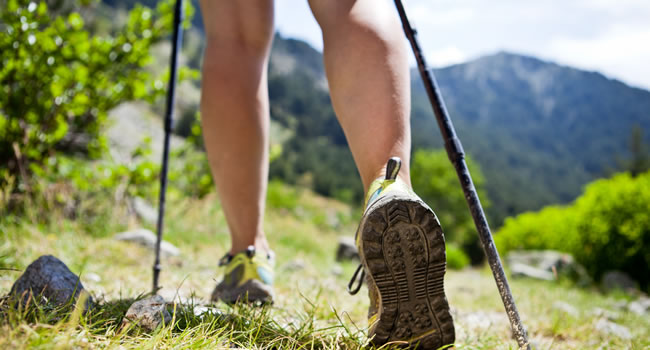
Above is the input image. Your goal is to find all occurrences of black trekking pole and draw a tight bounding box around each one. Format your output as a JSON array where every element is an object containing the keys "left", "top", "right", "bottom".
[
  {"left": 153, "top": 0, "right": 184, "bottom": 294},
  {"left": 393, "top": 1, "right": 531, "bottom": 348}
]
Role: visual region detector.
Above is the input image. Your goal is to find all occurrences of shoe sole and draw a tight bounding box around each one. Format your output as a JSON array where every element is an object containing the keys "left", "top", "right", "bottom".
[
  {"left": 360, "top": 194, "right": 455, "bottom": 349},
  {"left": 212, "top": 279, "right": 274, "bottom": 305}
]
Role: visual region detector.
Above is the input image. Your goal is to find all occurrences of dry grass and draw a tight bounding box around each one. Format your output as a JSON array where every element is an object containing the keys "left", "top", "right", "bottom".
[{"left": 0, "top": 188, "right": 648, "bottom": 349}]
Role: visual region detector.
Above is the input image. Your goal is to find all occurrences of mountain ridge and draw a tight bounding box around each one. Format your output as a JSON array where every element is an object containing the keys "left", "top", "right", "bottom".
[{"left": 267, "top": 35, "right": 650, "bottom": 222}]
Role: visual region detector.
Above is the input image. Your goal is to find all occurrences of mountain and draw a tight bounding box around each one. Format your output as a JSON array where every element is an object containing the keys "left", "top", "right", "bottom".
[
  {"left": 97, "top": 0, "right": 650, "bottom": 224},
  {"left": 267, "top": 37, "right": 650, "bottom": 223},
  {"left": 413, "top": 53, "right": 650, "bottom": 221}
]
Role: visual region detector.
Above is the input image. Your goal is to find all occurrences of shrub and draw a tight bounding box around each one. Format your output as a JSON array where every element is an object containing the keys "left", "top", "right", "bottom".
[
  {"left": 0, "top": 0, "right": 181, "bottom": 196},
  {"left": 411, "top": 149, "right": 489, "bottom": 264},
  {"left": 496, "top": 171, "right": 650, "bottom": 290},
  {"left": 266, "top": 179, "right": 298, "bottom": 211},
  {"left": 446, "top": 244, "right": 470, "bottom": 270}
]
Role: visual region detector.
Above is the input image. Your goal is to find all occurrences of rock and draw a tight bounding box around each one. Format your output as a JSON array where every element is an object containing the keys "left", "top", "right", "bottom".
[
  {"left": 114, "top": 229, "right": 180, "bottom": 257},
  {"left": 107, "top": 102, "right": 186, "bottom": 164},
  {"left": 459, "top": 311, "right": 508, "bottom": 331},
  {"left": 552, "top": 301, "right": 579, "bottom": 317},
  {"left": 627, "top": 297, "right": 650, "bottom": 315},
  {"left": 510, "top": 263, "right": 554, "bottom": 281},
  {"left": 123, "top": 295, "right": 172, "bottom": 331},
  {"left": 282, "top": 259, "right": 306, "bottom": 271},
  {"left": 601, "top": 270, "right": 637, "bottom": 292},
  {"left": 132, "top": 197, "right": 158, "bottom": 225},
  {"left": 590, "top": 307, "right": 621, "bottom": 321},
  {"left": 9, "top": 255, "right": 93, "bottom": 309},
  {"left": 84, "top": 272, "right": 101, "bottom": 283},
  {"left": 506, "top": 250, "right": 590, "bottom": 283},
  {"left": 594, "top": 318, "right": 632, "bottom": 340},
  {"left": 336, "top": 236, "right": 359, "bottom": 262}
]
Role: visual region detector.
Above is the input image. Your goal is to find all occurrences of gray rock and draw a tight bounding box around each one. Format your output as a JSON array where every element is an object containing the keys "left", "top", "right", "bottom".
[
  {"left": 123, "top": 295, "right": 172, "bottom": 331},
  {"left": 552, "top": 301, "right": 579, "bottom": 317},
  {"left": 84, "top": 272, "right": 101, "bottom": 283},
  {"left": 282, "top": 259, "right": 306, "bottom": 271},
  {"left": 107, "top": 102, "right": 185, "bottom": 164},
  {"left": 601, "top": 270, "right": 637, "bottom": 292},
  {"left": 132, "top": 197, "right": 158, "bottom": 225},
  {"left": 459, "top": 311, "right": 508, "bottom": 331},
  {"left": 510, "top": 262, "right": 554, "bottom": 281},
  {"left": 114, "top": 229, "right": 180, "bottom": 257},
  {"left": 594, "top": 318, "right": 632, "bottom": 340},
  {"left": 506, "top": 250, "right": 590, "bottom": 283},
  {"left": 9, "top": 255, "right": 93, "bottom": 309},
  {"left": 627, "top": 297, "right": 650, "bottom": 315},
  {"left": 590, "top": 307, "right": 621, "bottom": 321},
  {"left": 336, "top": 236, "right": 359, "bottom": 262}
]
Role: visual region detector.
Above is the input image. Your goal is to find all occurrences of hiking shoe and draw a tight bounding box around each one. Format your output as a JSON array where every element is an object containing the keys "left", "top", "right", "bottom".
[
  {"left": 211, "top": 246, "right": 275, "bottom": 304},
  {"left": 348, "top": 157, "right": 455, "bottom": 349}
]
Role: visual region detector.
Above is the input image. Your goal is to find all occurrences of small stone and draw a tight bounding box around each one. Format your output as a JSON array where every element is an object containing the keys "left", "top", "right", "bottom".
[
  {"left": 590, "top": 307, "right": 620, "bottom": 321},
  {"left": 510, "top": 263, "right": 554, "bottom": 281},
  {"left": 627, "top": 297, "right": 650, "bottom": 315},
  {"left": 601, "top": 270, "right": 637, "bottom": 292},
  {"left": 132, "top": 197, "right": 158, "bottom": 225},
  {"left": 84, "top": 272, "right": 101, "bottom": 283},
  {"left": 123, "top": 295, "right": 172, "bottom": 331},
  {"left": 283, "top": 259, "right": 306, "bottom": 271},
  {"left": 594, "top": 318, "right": 632, "bottom": 340},
  {"left": 506, "top": 250, "right": 590, "bottom": 284},
  {"left": 114, "top": 229, "right": 180, "bottom": 257},
  {"left": 336, "top": 236, "right": 359, "bottom": 262},
  {"left": 460, "top": 311, "right": 508, "bottom": 331},
  {"left": 9, "top": 255, "right": 93, "bottom": 309},
  {"left": 552, "top": 301, "right": 579, "bottom": 317}
]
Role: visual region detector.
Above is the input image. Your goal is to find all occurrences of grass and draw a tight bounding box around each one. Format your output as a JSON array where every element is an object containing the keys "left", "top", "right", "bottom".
[{"left": 1, "top": 184, "right": 649, "bottom": 349}]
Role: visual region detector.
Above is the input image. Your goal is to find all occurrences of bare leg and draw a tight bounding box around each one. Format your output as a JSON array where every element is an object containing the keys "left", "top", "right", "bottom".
[
  {"left": 308, "top": 0, "right": 412, "bottom": 192},
  {"left": 199, "top": 0, "right": 274, "bottom": 255}
]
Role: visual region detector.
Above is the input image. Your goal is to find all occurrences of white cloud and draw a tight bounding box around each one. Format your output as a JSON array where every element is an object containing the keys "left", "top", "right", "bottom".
[
  {"left": 547, "top": 25, "right": 650, "bottom": 89},
  {"left": 270, "top": 0, "right": 650, "bottom": 89},
  {"left": 427, "top": 47, "right": 467, "bottom": 67}
]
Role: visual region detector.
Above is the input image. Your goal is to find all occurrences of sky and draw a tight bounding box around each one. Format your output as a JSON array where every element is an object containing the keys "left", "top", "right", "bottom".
[{"left": 274, "top": 0, "right": 650, "bottom": 90}]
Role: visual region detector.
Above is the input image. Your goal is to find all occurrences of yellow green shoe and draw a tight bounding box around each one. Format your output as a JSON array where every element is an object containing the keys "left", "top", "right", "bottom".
[
  {"left": 211, "top": 246, "right": 274, "bottom": 304},
  {"left": 348, "top": 157, "right": 455, "bottom": 349}
]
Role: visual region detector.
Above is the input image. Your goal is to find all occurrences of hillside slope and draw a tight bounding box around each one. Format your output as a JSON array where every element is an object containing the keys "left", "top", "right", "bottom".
[
  {"left": 268, "top": 39, "right": 650, "bottom": 222},
  {"left": 413, "top": 52, "right": 650, "bottom": 220}
]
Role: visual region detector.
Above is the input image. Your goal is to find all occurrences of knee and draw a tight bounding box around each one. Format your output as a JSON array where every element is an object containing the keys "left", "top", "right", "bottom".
[
  {"left": 204, "top": 25, "right": 273, "bottom": 57},
  {"left": 201, "top": 2, "right": 274, "bottom": 56},
  {"left": 309, "top": 0, "right": 402, "bottom": 43}
]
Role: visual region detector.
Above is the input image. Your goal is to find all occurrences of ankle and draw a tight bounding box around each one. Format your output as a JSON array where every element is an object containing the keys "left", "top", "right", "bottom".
[{"left": 229, "top": 236, "right": 271, "bottom": 257}]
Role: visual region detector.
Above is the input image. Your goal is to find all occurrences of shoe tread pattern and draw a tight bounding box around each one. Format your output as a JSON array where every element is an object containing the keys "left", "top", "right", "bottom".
[{"left": 361, "top": 196, "right": 455, "bottom": 349}]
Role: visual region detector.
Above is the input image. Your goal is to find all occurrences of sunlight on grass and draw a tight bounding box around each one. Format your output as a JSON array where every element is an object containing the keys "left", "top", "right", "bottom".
[{"left": 1, "top": 190, "right": 648, "bottom": 349}]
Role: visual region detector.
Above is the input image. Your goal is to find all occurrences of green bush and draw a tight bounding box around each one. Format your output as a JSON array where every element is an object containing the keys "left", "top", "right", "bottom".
[
  {"left": 266, "top": 179, "right": 299, "bottom": 211},
  {"left": 496, "top": 171, "right": 650, "bottom": 290},
  {"left": 411, "top": 149, "right": 489, "bottom": 264},
  {"left": 446, "top": 244, "right": 470, "bottom": 270},
  {"left": 0, "top": 0, "right": 179, "bottom": 196}
]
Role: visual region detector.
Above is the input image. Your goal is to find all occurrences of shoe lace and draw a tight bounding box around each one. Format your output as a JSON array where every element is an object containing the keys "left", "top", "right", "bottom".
[
  {"left": 218, "top": 253, "right": 233, "bottom": 267},
  {"left": 348, "top": 158, "right": 402, "bottom": 296},
  {"left": 347, "top": 264, "right": 365, "bottom": 295}
]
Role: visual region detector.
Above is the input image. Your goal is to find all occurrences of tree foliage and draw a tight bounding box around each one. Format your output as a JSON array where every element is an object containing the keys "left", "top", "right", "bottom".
[
  {"left": 496, "top": 171, "right": 650, "bottom": 290},
  {"left": 0, "top": 0, "right": 178, "bottom": 193},
  {"left": 614, "top": 126, "right": 650, "bottom": 177},
  {"left": 411, "top": 149, "right": 489, "bottom": 264}
]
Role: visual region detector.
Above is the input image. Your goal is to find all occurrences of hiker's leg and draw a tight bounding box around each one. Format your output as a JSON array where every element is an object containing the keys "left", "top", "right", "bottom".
[
  {"left": 199, "top": 0, "right": 274, "bottom": 255},
  {"left": 308, "top": 0, "right": 411, "bottom": 192}
]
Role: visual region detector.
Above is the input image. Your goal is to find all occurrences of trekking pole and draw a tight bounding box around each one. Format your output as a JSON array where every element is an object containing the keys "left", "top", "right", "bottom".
[
  {"left": 153, "top": 0, "right": 184, "bottom": 294},
  {"left": 392, "top": 1, "right": 531, "bottom": 348}
]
